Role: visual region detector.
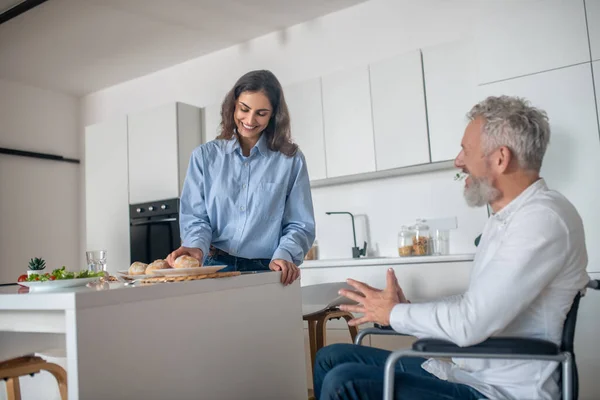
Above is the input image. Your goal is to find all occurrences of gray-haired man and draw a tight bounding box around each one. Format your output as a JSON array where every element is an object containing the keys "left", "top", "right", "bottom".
[{"left": 313, "top": 96, "right": 589, "bottom": 400}]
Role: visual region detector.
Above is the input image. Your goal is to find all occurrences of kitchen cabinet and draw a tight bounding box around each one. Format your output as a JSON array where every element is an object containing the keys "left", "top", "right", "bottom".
[
  {"left": 321, "top": 66, "right": 376, "bottom": 178},
  {"left": 203, "top": 102, "right": 222, "bottom": 142},
  {"left": 588, "top": 0, "right": 600, "bottom": 61},
  {"left": 369, "top": 50, "right": 430, "bottom": 170},
  {"left": 477, "top": 63, "right": 600, "bottom": 273},
  {"left": 128, "top": 102, "right": 202, "bottom": 204},
  {"left": 422, "top": 40, "right": 479, "bottom": 162},
  {"left": 85, "top": 118, "right": 130, "bottom": 273},
  {"left": 285, "top": 78, "right": 327, "bottom": 180},
  {"left": 475, "top": 1, "right": 590, "bottom": 84}
]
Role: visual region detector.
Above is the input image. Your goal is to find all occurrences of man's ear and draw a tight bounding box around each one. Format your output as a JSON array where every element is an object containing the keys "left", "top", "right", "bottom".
[{"left": 496, "top": 146, "right": 513, "bottom": 173}]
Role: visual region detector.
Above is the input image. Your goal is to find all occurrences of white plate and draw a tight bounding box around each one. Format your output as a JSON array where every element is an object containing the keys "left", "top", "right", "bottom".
[
  {"left": 18, "top": 277, "right": 99, "bottom": 291},
  {"left": 116, "top": 270, "right": 152, "bottom": 280},
  {"left": 149, "top": 266, "right": 226, "bottom": 277}
]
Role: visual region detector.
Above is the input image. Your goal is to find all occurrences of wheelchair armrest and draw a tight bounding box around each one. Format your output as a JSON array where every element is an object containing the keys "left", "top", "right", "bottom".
[
  {"left": 354, "top": 327, "right": 410, "bottom": 345},
  {"left": 412, "top": 337, "right": 560, "bottom": 356},
  {"left": 374, "top": 324, "right": 395, "bottom": 330}
]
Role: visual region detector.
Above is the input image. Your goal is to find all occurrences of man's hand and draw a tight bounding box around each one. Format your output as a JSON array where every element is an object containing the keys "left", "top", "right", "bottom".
[
  {"left": 166, "top": 246, "right": 204, "bottom": 267},
  {"left": 339, "top": 268, "right": 409, "bottom": 326},
  {"left": 269, "top": 259, "right": 300, "bottom": 286}
]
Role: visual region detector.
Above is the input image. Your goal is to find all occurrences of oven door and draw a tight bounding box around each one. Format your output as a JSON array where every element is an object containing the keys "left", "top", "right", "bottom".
[{"left": 130, "top": 216, "right": 180, "bottom": 264}]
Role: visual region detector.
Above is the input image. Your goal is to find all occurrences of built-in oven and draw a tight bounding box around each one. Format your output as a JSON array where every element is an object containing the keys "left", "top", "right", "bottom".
[{"left": 129, "top": 198, "right": 180, "bottom": 264}]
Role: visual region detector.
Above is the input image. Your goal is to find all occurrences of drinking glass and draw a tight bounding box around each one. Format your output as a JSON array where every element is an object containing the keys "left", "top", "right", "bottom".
[
  {"left": 86, "top": 250, "right": 107, "bottom": 283},
  {"left": 432, "top": 230, "right": 450, "bottom": 255}
]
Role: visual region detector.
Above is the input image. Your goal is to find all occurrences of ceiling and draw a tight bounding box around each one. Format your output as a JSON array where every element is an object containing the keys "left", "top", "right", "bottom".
[{"left": 0, "top": 0, "right": 366, "bottom": 95}]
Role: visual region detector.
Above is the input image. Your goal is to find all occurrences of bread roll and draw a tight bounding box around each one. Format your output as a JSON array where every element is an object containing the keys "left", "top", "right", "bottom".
[
  {"left": 128, "top": 262, "right": 148, "bottom": 275},
  {"left": 146, "top": 259, "right": 170, "bottom": 275},
  {"left": 174, "top": 255, "right": 200, "bottom": 269}
]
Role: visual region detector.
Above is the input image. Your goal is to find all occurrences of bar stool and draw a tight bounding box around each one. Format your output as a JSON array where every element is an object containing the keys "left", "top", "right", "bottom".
[
  {"left": 0, "top": 355, "right": 67, "bottom": 400},
  {"left": 303, "top": 308, "right": 358, "bottom": 371}
]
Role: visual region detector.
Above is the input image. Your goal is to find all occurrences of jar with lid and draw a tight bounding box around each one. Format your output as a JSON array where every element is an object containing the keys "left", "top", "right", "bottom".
[
  {"left": 397, "top": 226, "right": 415, "bottom": 257},
  {"left": 412, "top": 219, "right": 430, "bottom": 256}
]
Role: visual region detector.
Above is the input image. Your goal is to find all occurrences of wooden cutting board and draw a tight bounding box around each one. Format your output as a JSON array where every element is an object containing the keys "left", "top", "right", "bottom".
[{"left": 140, "top": 271, "right": 241, "bottom": 284}]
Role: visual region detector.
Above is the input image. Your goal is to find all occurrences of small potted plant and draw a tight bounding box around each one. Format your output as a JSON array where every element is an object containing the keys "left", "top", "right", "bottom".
[{"left": 27, "top": 257, "right": 46, "bottom": 277}]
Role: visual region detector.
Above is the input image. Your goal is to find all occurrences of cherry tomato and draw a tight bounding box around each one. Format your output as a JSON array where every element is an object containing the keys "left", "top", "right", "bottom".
[
  {"left": 17, "top": 274, "right": 27, "bottom": 282},
  {"left": 49, "top": 276, "right": 56, "bottom": 281},
  {"left": 35, "top": 276, "right": 40, "bottom": 281}
]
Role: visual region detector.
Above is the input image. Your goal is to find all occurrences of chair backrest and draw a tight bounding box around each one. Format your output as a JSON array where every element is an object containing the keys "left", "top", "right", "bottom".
[
  {"left": 560, "top": 291, "right": 582, "bottom": 399},
  {"left": 561, "top": 292, "right": 581, "bottom": 353}
]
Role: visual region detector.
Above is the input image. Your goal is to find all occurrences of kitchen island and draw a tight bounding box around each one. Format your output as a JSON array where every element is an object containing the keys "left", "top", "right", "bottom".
[{"left": 0, "top": 272, "right": 307, "bottom": 400}]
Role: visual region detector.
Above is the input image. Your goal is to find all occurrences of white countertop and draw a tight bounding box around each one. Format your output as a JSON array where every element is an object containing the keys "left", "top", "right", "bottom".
[
  {"left": 300, "top": 253, "right": 475, "bottom": 269},
  {"left": 0, "top": 272, "right": 278, "bottom": 311}
]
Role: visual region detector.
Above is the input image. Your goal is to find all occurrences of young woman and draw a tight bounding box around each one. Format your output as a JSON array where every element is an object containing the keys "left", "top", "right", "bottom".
[{"left": 166, "top": 70, "right": 315, "bottom": 285}]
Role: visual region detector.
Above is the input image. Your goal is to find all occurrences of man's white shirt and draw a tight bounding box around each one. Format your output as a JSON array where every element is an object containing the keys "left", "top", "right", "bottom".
[{"left": 390, "top": 179, "right": 589, "bottom": 399}]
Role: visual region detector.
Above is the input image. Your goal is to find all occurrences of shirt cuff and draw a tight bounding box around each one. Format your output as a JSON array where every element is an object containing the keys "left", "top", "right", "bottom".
[
  {"left": 182, "top": 240, "right": 210, "bottom": 262},
  {"left": 272, "top": 248, "right": 294, "bottom": 264},
  {"left": 389, "top": 303, "right": 411, "bottom": 333}
]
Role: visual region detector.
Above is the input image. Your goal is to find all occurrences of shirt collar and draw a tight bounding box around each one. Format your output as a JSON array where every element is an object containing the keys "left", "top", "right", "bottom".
[
  {"left": 254, "top": 133, "right": 269, "bottom": 157},
  {"left": 493, "top": 178, "right": 547, "bottom": 222},
  {"left": 224, "top": 131, "right": 269, "bottom": 157},
  {"left": 224, "top": 135, "right": 240, "bottom": 155}
]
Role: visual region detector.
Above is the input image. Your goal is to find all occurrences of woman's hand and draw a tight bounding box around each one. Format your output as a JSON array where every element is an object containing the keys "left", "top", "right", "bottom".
[
  {"left": 269, "top": 259, "right": 300, "bottom": 286},
  {"left": 166, "top": 246, "right": 204, "bottom": 267}
]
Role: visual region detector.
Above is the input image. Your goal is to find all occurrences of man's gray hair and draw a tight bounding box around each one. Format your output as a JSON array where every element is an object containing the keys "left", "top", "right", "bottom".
[{"left": 467, "top": 96, "right": 550, "bottom": 172}]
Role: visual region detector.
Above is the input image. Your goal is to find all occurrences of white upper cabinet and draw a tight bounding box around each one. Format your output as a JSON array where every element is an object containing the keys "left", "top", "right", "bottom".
[
  {"left": 203, "top": 102, "right": 222, "bottom": 143},
  {"left": 475, "top": 1, "right": 590, "bottom": 84},
  {"left": 369, "top": 50, "right": 430, "bottom": 170},
  {"left": 477, "top": 63, "right": 600, "bottom": 272},
  {"left": 85, "top": 118, "right": 130, "bottom": 273},
  {"left": 285, "top": 78, "right": 327, "bottom": 180},
  {"left": 128, "top": 102, "right": 201, "bottom": 204},
  {"left": 587, "top": 0, "right": 600, "bottom": 61},
  {"left": 322, "top": 66, "right": 376, "bottom": 178},
  {"left": 422, "top": 40, "right": 479, "bottom": 162}
]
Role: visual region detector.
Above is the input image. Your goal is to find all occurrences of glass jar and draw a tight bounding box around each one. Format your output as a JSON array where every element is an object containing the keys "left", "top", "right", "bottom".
[
  {"left": 412, "top": 219, "right": 430, "bottom": 256},
  {"left": 397, "top": 226, "right": 415, "bottom": 257},
  {"left": 432, "top": 229, "right": 450, "bottom": 255}
]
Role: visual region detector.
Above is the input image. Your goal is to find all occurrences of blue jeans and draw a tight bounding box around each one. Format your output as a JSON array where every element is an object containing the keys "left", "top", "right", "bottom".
[
  {"left": 314, "top": 344, "right": 486, "bottom": 400},
  {"left": 204, "top": 252, "right": 271, "bottom": 273}
]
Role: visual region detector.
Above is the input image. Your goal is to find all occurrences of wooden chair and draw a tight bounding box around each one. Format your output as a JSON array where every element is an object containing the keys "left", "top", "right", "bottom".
[
  {"left": 0, "top": 355, "right": 67, "bottom": 400},
  {"left": 303, "top": 308, "right": 358, "bottom": 373}
]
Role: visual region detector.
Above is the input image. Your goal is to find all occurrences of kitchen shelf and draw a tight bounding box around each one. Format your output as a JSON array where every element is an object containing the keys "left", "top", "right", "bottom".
[{"left": 310, "top": 159, "right": 456, "bottom": 188}]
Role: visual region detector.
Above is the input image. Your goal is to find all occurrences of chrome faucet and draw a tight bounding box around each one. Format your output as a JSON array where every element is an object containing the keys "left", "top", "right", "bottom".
[{"left": 326, "top": 211, "right": 367, "bottom": 258}]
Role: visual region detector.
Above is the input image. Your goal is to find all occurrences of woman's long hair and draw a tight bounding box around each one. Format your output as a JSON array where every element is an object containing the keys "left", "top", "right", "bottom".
[{"left": 217, "top": 70, "right": 297, "bottom": 157}]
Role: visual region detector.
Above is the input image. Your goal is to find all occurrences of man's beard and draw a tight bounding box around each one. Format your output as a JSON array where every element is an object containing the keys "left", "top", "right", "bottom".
[{"left": 464, "top": 174, "right": 501, "bottom": 207}]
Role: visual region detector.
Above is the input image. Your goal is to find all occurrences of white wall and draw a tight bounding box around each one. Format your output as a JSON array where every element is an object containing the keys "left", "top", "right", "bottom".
[
  {"left": 313, "top": 170, "right": 487, "bottom": 259},
  {"left": 0, "top": 78, "right": 80, "bottom": 284}
]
